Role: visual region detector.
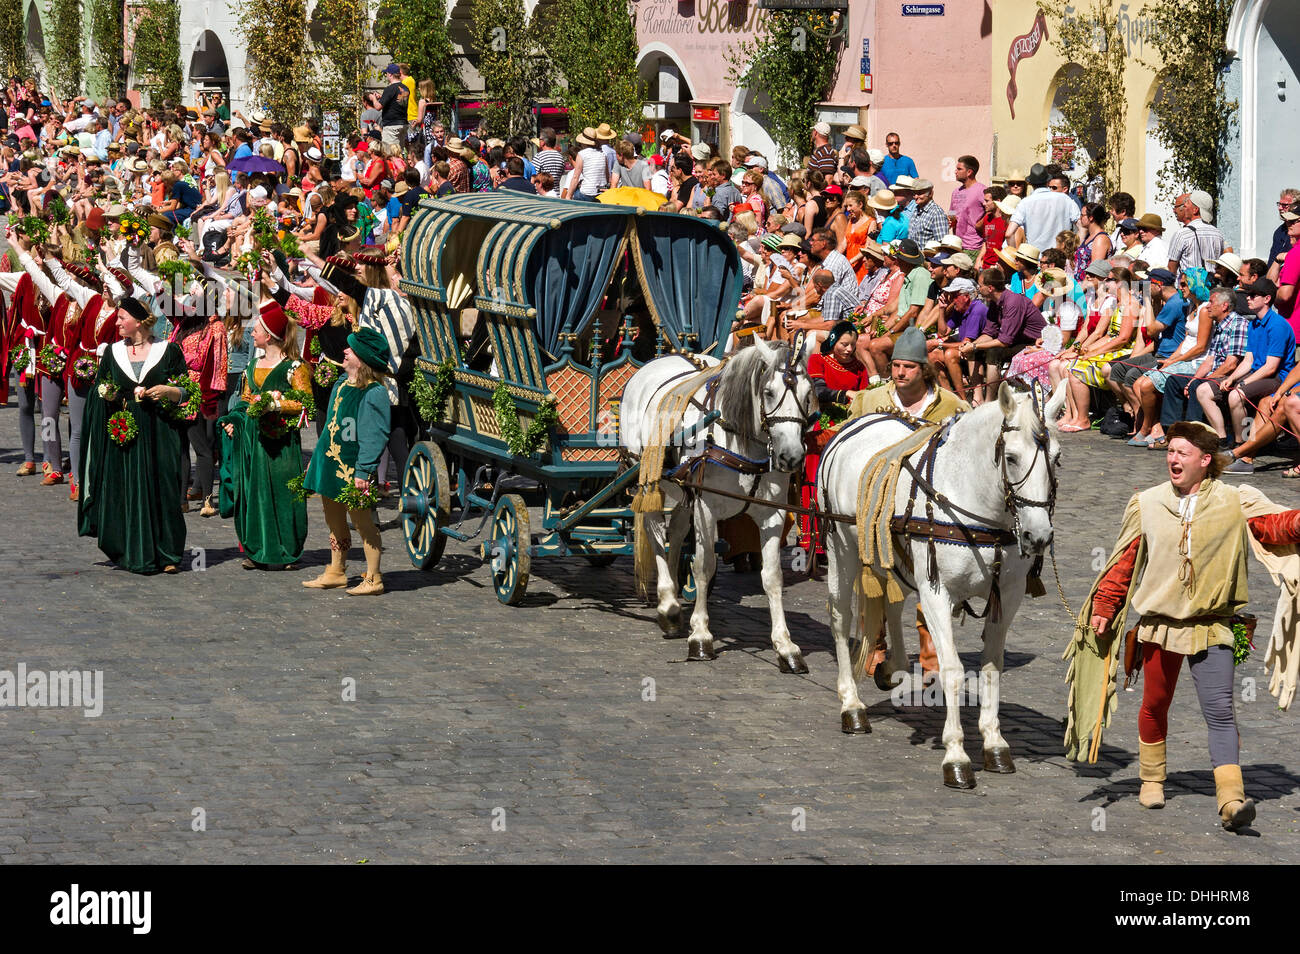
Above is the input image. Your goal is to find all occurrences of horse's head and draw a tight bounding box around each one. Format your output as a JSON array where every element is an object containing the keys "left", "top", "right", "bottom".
[
  {"left": 996, "top": 380, "right": 1066, "bottom": 557},
  {"left": 722, "top": 337, "right": 818, "bottom": 473}
]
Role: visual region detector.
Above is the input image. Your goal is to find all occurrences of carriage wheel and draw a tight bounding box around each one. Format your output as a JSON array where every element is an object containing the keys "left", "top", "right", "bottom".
[
  {"left": 489, "top": 493, "right": 531, "bottom": 605},
  {"left": 401, "top": 441, "right": 449, "bottom": 571},
  {"left": 584, "top": 554, "right": 618, "bottom": 568}
]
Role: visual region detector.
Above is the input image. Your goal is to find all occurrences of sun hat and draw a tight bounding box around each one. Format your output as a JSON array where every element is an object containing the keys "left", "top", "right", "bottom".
[
  {"left": 995, "top": 244, "right": 1024, "bottom": 271},
  {"left": 1013, "top": 242, "right": 1042, "bottom": 265},
  {"left": 1084, "top": 260, "right": 1113, "bottom": 279},
  {"left": 994, "top": 194, "right": 1021, "bottom": 216},
  {"left": 868, "top": 188, "right": 897, "bottom": 212},
  {"left": 761, "top": 234, "right": 782, "bottom": 250},
  {"left": 1137, "top": 212, "right": 1164, "bottom": 231},
  {"left": 293, "top": 124, "right": 312, "bottom": 142},
  {"left": 575, "top": 127, "right": 596, "bottom": 147},
  {"left": 393, "top": 180, "right": 409, "bottom": 196},
  {"left": 778, "top": 234, "right": 804, "bottom": 251},
  {"left": 844, "top": 124, "right": 867, "bottom": 141},
  {"left": 690, "top": 142, "right": 711, "bottom": 161},
  {"left": 849, "top": 175, "right": 872, "bottom": 188},
  {"left": 1031, "top": 267, "right": 1075, "bottom": 297},
  {"left": 1209, "top": 252, "right": 1244, "bottom": 276},
  {"left": 862, "top": 241, "right": 887, "bottom": 261},
  {"left": 743, "top": 155, "right": 768, "bottom": 169},
  {"left": 910, "top": 178, "right": 934, "bottom": 193},
  {"left": 939, "top": 233, "right": 963, "bottom": 252},
  {"left": 893, "top": 175, "right": 915, "bottom": 191},
  {"left": 1025, "top": 163, "right": 1049, "bottom": 187},
  {"left": 305, "top": 146, "right": 323, "bottom": 162},
  {"left": 594, "top": 123, "right": 616, "bottom": 142},
  {"left": 942, "top": 277, "right": 977, "bottom": 295}
]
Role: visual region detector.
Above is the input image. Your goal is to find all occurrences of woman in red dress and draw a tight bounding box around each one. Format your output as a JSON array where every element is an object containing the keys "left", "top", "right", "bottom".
[{"left": 800, "top": 322, "right": 870, "bottom": 552}]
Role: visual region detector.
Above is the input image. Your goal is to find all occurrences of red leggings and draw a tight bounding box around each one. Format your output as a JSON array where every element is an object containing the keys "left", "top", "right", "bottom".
[
  {"left": 1138, "top": 642, "right": 1185, "bottom": 743},
  {"left": 1138, "top": 641, "right": 1240, "bottom": 766}
]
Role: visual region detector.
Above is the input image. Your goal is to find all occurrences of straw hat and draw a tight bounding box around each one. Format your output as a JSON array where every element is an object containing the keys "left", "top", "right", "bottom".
[
  {"left": 862, "top": 241, "right": 887, "bottom": 262},
  {"left": 778, "top": 234, "right": 804, "bottom": 252},
  {"left": 1013, "top": 242, "right": 1042, "bottom": 265},
  {"left": 575, "top": 127, "right": 596, "bottom": 147},
  {"left": 994, "top": 194, "right": 1021, "bottom": 216},
  {"left": 893, "top": 175, "right": 916, "bottom": 191},
  {"left": 1209, "top": 252, "right": 1244, "bottom": 276},
  {"left": 1137, "top": 212, "right": 1164, "bottom": 232},
  {"left": 1032, "top": 267, "right": 1075, "bottom": 297},
  {"left": 844, "top": 124, "right": 867, "bottom": 141},
  {"left": 293, "top": 124, "right": 312, "bottom": 143},
  {"left": 868, "top": 188, "right": 897, "bottom": 212},
  {"left": 1004, "top": 168, "right": 1027, "bottom": 184},
  {"left": 939, "top": 233, "right": 963, "bottom": 252},
  {"left": 446, "top": 137, "right": 477, "bottom": 162},
  {"left": 945, "top": 252, "right": 976, "bottom": 274},
  {"left": 594, "top": 123, "right": 616, "bottom": 142}
]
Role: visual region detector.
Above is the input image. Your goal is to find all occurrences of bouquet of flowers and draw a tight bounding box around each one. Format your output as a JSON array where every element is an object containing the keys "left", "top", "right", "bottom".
[
  {"left": 46, "top": 198, "right": 71, "bottom": 227},
  {"left": 163, "top": 373, "right": 202, "bottom": 421},
  {"left": 118, "top": 210, "right": 149, "bottom": 245},
  {"left": 336, "top": 481, "right": 380, "bottom": 510},
  {"left": 107, "top": 409, "right": 139, "bottom": 446},
  {"left": 97, "top": 380, "right": 119, "bottom": 401},
  {"left": 313, "top": 359, "right": 341, "bottom": 390},
  {"left": 156, "top": 258, "right": 194, "bottom": 284},
  {"left": 82, "top": 245, "right": 99, "bottom": 267},
  {"left": 36, "top": 344, "right": 67, "bottom": 376},
  {"left": 15, "top": 216, "right": 50, "bottom": 245},
  {"left": 72, "top": 355, "right": 98, "bottom": 383},
  {"left": 233, "top": 251, "right": 261, "bottom": 282}
]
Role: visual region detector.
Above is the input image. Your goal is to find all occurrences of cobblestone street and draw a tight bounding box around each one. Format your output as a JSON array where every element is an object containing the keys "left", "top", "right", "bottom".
[{"left": 2, "top": 402, "right": 1299, "bottom": 863}]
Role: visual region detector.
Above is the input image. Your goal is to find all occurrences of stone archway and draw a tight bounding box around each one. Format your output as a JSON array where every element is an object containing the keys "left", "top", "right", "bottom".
[
  {"left": 24, "top": 2, "right": 47, "bottom": 84},
  {"left": 1228, "top": 0, "right": 1300, "bottom": 255},
  {"left": 188, "top": 30, "right": 231, "bottom": 106},
  {"left": 1142, "top": 81, "right": 1185, "bottom": 234}
]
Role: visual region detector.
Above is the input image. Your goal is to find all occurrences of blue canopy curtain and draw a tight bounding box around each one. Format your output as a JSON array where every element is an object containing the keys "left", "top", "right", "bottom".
[
  {"left": 525, "top": 217, "right": 629, "bottom": 357},
  {"left": 633, "top": 216, "right": 742, "bottom": 356}
]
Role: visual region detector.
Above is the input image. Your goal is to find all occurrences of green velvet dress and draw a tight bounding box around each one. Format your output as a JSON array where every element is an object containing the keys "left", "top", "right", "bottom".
[
  {"left": 302, "top": 378, "right": 391, "bottom": 502},
  {"left": 218, "top": 358, "right": 312, "bottom": 567},
  {"left": 77, "top": 340, "right": 189, "bottom": 574}
]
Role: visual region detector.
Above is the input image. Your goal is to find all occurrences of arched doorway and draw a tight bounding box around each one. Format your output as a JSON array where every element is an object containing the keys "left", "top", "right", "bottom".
[
  {"left": 1229, "top": 0, "right": 1300, "bottom": 255},
  {"left": 24, "top": 3, "right": 47, "bottom": 85},
  {"left": 1046, "top": 64, "right": 1103, "bottom": 184},
  {"left": 637, "top": 45, "right": 695, "bottom": 142},
  {"left": 188, "top": 30, "right": 231, "bottom": 111}
]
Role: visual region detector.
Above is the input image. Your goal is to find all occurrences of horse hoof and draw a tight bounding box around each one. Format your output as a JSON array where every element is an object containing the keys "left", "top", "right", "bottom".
[
  {"left": 686, "top": 643, "right": 716, "bottom": 662},
  {"left": 657, "top": 607, "right": 681, "bottom": 637},
  {"left": 943, "top": 762, "right": 976, "bottom": 790},
  {"left": 983, "top": 748, "right": 1016, "bottom": 774},
  {"left": 778, "top": 652, "right": 809, "bottom": 674},
  {"left": 873, "top": 668, "right": 897, "bottom": 692},
  {"left": 840, "top": 709, "right": 872, "bottom": 734}
]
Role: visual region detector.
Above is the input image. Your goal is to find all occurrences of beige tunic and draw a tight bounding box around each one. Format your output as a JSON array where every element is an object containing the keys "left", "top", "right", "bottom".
[{"left": 1123, "top": 479, "right": 1249, "bottom": 655}]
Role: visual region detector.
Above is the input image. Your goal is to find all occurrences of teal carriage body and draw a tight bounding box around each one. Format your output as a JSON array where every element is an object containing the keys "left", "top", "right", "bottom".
[{"left": 398, "top": 192, "right": 742, "bottom": 603}]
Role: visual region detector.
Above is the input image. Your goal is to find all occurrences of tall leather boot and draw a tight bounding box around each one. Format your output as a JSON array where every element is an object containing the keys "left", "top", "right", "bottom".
[
  {"left": 303, "top": 534, "right": 350, "bottom": 589},
  {"left": 1213, "top": 764, "right": 1256, "bottom": 831},
  {"left": 1138, "top": 740, "right": 1166, "bottom": 809}
]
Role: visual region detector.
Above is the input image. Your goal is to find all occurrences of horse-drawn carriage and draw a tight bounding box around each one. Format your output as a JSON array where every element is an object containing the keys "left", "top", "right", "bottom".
[{"left": 396, "top": 192, "right": 741, "bottom": 604}]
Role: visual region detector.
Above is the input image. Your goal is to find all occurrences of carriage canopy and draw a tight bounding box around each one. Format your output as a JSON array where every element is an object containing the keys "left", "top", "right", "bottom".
[{"left": 401, "top": 192, "right": 742, "bottom": 357}]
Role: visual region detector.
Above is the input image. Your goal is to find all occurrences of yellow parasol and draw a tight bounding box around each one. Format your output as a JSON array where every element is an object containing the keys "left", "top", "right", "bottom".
[{"left": 596, "top": 186, "right": 668, "bottom": 213}]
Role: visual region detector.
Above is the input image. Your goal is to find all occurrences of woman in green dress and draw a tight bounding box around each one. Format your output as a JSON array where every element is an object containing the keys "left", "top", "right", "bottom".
[
  {"left": 219, "top": 300, "right": 312, "bottom": 570},
  {"left": 301, "top": 326, "right": 392, "bottom": 595},
  {"left": 77, "top": 298, "right": 191, "bottom": 574}
]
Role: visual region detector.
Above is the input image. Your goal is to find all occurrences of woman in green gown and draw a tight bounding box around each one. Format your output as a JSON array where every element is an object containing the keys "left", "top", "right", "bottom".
[
  {"left": 77, "top": 298, "right": 191, "bottom": 574},
  {"left": 219, "top": 299, "right": 312, "bottom": 570}
]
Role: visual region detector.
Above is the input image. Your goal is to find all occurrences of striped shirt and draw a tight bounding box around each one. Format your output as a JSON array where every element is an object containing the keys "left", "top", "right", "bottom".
[
  {"left": 1166, "top": 220, "right": 1225, "bottom": 277},
  {"left": 533, "top": 147, "right": 565, "bottom": 182}
]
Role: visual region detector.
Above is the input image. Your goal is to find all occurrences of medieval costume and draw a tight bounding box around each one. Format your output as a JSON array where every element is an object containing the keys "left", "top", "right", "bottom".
[
  {"left": 1067, "top": 422, "right": 1261, "bottom": 830},
  {"left": 78, "top": 299, "right": 190, "bottom": 574},
  {"left": 847, "top": 326, "right": 970, "bottom": 683},
  {"left": 218, "top": 301, "right": 312, "bottom": 569},
  {"left": 800, "top": 321, "right": 870, "bottom": 552},
  {"left": 301, "top": 326, "right": 392, "bottom": 595}
]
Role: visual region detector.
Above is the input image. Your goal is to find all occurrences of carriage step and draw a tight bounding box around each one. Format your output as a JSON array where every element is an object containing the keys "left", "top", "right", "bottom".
[{"left": 497, "top": 475, "right": 540, "bottom": 492}]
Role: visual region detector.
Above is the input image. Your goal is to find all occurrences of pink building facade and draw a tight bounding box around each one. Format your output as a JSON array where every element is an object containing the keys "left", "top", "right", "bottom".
[{"left": 634, "top": 0, "right": 992, "bottom": 208}]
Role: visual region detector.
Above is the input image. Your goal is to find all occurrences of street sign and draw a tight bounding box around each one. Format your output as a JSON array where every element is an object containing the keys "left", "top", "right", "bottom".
[
  {"left": 758, "top": 0, "right": 848, "bottom": 9},
  {"left": 901, "top": 3, "right": 945, "bottom": 14}
]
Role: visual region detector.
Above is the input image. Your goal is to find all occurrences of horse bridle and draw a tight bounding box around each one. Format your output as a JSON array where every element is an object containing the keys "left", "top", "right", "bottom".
[
  {"left": 993, "top": 389, "right": 1058, "bottom": 557},
  {"left": 759, "top": 336, "right": 818, "bottom": 437}
]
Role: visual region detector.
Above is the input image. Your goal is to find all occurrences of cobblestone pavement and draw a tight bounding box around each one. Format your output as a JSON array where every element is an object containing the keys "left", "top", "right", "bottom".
[{"left": 2, "top": 397, "right": 1299, "bottom": 864}]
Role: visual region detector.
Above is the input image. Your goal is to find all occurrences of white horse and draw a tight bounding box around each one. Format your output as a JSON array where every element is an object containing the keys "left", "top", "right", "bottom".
[
  {"left": 818, "top": 382, "right": 1067, "bottom": 788},
  {"left": 620, "top": 338, "right": 818, "bottom": 669}
]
